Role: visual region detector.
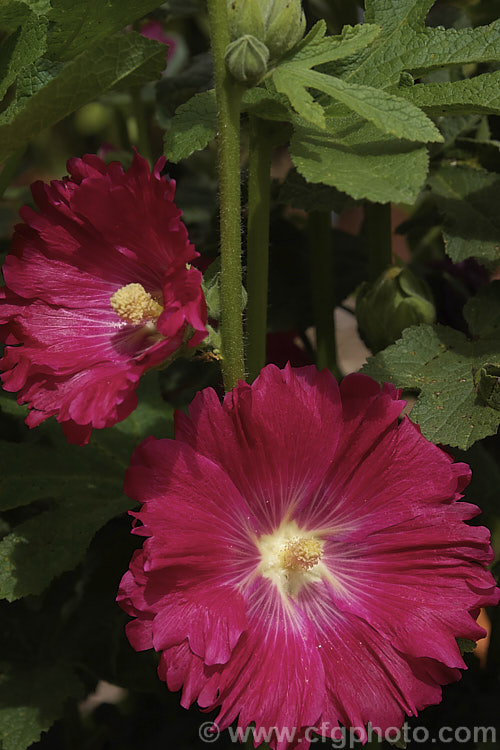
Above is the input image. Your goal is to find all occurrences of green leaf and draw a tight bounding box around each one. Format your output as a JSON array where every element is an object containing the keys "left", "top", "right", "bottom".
[
  {"left": 282, "top": 20, "right": 380, "bottom": 67},
  {"left": 271, "top": 19, "right": 440, "bottom": 142},
  {"left": 275, "top": 0, "right": 500, "bottom": 202},
  {"left": 0, "top": 0, "right": 43, "bottom": 29},
  {"left": 0, "top": 393, "right": 28, "bottom": 421},
  {"left": 364, "top": 0, "right": 433, "bottom": 28},
  {"left": 351, "top": 2, "right": 500, "bottom": 87},
  {"left": 428, "top": 164, "right": 500, "bottom": 266},
  {"left": 402, "top": 20, "right": 500, "bottom": 76},
  {"left": 155, "top": 52, "right": 213, "bottom": 123},
  {"left": 464, "top": 281, "right": 500, "bottom": 337},
  {"left": 47, "top": 0, "right": 166, "bottom": 61},
  {"left": 400, "top": 72, "right": 500, "bottom": 117},
  {"left": 273, "top": 66, "right": 325, "bottom": 127},
  {"left": 0, "top": 374, "right": 173, "bottom": 600},
  {"left": 278, "top": 168, "right": 352, "bottom": 213},
  {"left": 0, "top": 32, "right": 165, "bottom": 161},
  {"left": 0, "top": 59, "right": 64, "bottom": 127},
  {"left": 0, "top": 3, "right": 47, "bottom": 100},
  {"left": 9, "top": 0, "right": 51, "bottom": 14},
  {"left": 362, "top": 321, "right": 500, "bottom": 449},
  {"left": 242, "top": 86, "right": 291, "bottom": 121},
  {"left": 0, "top": 491, "right": 134, "bottom": 601},
  {"left": 457, "top": 638, "right": 477, "bottom": 655},
  {"left": 290, "top": 117, "right": 429, "bottom": 204},
  {"left": 0, "top": 440, "right": 122, "bottom": 511},
  {"left": 342, "top": 0, "right": 433, "bottom": 88},
  {"left": 274, "top": 65, "right": 442, "bottom": 141},
  {"left": 163, "top": 90, "right": 217, "bottom": 163},
  {"left": 251, "top": 1, "right": 500, "bottom": 204},
  {"left": 0, "top": 662, "right": 84, "bottom": 750},
  {"left": 110, "top": 371, "right": 174, "bottom": 442}
]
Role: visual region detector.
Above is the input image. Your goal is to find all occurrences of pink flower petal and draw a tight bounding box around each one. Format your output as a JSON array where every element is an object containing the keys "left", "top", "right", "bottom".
[
  {"left": 175, "top": 364, "right": 343, "bottom": 531},
  {"left": 0, "top": 151, "right": 207, "bottom": 442},
  {"left": 118, "top": 365, "right": 499, "bottom": 747}
]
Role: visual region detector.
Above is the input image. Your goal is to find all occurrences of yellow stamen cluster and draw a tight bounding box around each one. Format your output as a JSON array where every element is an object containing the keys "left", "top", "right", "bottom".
[
  {"left": 279, "top": 536, "right": 323, "bottom": 571},
  {"left": 110, "top": 283, "right": 163, "bottom": 324}
]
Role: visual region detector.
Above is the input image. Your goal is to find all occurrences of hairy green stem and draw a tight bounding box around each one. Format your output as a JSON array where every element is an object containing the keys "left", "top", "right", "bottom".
[
  {"left": 365, "top": 202, "right": 393, "bottom": 281},
  {"left": 207, "top": 0, "right": 245, "bottom": 391},
  {"left": 246, "top": 117, "right": 273, "bottom": 383},
  {"left": 308, "top": 210, "right": 341, "bottom": 378}
]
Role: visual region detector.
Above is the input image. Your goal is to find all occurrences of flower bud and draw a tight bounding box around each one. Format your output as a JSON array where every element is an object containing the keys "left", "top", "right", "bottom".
[
  {"left": 474, "top": 364, "right": 500, "bottom": 411},
  {"left": 265, "top": 0, "right": 306, "bottom": 59},
  {"left": 227, "top": 0, "right": 305, "bottom": 61},
  {"left": 356, "top": 266, "right": 436, "bottom": 353},
  {"left": 224, "top": 34, "right": 270, "bottom": 84},
  {"left": 227, "top": 0, "right": 266, "bottom": 42}
]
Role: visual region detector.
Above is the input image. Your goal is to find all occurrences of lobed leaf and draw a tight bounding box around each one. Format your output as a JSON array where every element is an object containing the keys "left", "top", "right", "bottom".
[
  {"left": 164, "top": 89, "right": 217, "bottom": 163},
  {"left": 0, "top": 32, "right": 165, "bottom": 161},
  {"left": 365, "top": 0, "right": 433, "bottom": 28},
  {"left": 463, "top": 281, "right": 500, "bottom": 338},
  {"left": 284, "top": 20, "right": 380, "bottom": 68},
  {"left": 46, "top": 0, "right": 167, "bottom": 60},
  {"left": 271, "top": 16, "right": 439, "bottom": 142},
  {"left": 276, "top": 66, "right": 441, "bottom": 141},
  {"left": 278, "top": 169, "right": 352, "bottom": 214},
  {"left": 290, "top": 117, "right": 429, "bottom": 204},
  {"left": 346, "top": 2, "right": 500, "bottom": 88},
  {"left": 362, "top": 315, "right": 500, "bottom": 449},
  {"left": 0, "top": 491, "right": 135, "bottom": 601},
  {"left": 401, "top": 72, "right": 500, "bottom": 117},
  {"left": 0, "top": 3, "right": 48, "bottom": 100},
  {"left": 0, "top": 375, "right": 173, "bottom": 601},
  {"left": 428, "top": 164, "right": 500, "bottom": 266},
  {"left": 403, "top": 21, "right": 500, "bottom": 77},
  {"left": 0, "top": 662, "right": 83, "bottom": 750},
  {"left": 0, "top": 441, "right": 120, "bottom": 511}
]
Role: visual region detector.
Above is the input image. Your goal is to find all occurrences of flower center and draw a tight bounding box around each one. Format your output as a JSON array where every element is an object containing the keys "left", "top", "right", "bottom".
[
  {"left": 256, "top": 521, "right": 324, "bottom": 598},
  {"left": 110, "top": 283, "right": 163, "bottom": 324},
  {"left": 279, "top": 536, "right": 323, "bottom": 571}
]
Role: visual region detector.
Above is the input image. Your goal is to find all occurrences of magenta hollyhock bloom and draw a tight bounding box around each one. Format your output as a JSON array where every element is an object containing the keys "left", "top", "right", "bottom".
[
  {"left": 140, "top": 20, "right": 177, "bottom": 61},
  {"left": 117, "top": 365, "right": 498, "bottom": 748},
  {"left": 0, "top": 152, "right": 207, "bottom": 444}
]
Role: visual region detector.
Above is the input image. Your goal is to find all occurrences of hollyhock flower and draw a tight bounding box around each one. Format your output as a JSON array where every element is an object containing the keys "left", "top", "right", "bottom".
[
  {"left": 140, "top": 20, "right": 177, "bottom": 61},
  {"left": 117, "top": 365, "right": 499, "bottom": 748},
  {"left": 0, "top": 152, "right": 207, "bottom": 444},
  {"left": 138, "top": 21, "right": 186, "bottom": 77}
]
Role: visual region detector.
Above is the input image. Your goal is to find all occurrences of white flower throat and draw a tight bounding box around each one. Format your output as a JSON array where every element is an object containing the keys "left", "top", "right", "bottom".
[{"left": 257, "top": 520, "right": 324, "bottom": 598}]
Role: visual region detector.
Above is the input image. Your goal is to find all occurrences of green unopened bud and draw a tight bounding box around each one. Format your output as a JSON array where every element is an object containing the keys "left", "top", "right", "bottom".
[
  {"left": 225, "top": 34, "right": 269, "bottom": 84},
  {"left": 265, "top": 0, "right": 306, "bottom": 59},
  {"left": 474, "top": 364, "right": 500, "bottom": 411},
  {"left": 227, "top": 0, "right": 266, "bottom": 41},
  {"left": 356, "top": 266, "right": 436, "bottom": 353},
  {"left": 227, "top": 0, "right": 305, "bottom": 61}
]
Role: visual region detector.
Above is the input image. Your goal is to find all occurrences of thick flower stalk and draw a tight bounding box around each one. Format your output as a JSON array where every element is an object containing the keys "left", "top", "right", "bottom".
[
  {"left": 118, "top": 364, "right": 499, "bottom": 747},
  {"left": 0, "top": 152, "right": 207, "bottom": 444}
]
